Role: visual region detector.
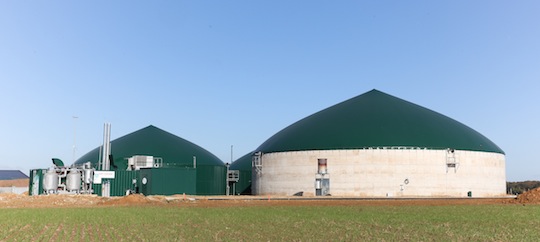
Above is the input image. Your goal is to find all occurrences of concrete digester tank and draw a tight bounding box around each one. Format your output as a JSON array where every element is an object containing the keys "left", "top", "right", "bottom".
[{"left": 251, "top": 89, "right": 506, "bottom": 198}]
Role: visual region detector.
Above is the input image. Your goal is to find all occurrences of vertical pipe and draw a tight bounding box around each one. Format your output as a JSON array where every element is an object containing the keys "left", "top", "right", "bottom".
[
  {"left": 72, "top": 116, "right": 78, "bottom": 163},
  {"left": 101, "top": 123, "right": 111, "bottom": 197},
  {"left": 98, "top": 145, "right": 102, "bottom": 171},
  {"left": 107, "top": 123, "right": 111, "bottom": 170},
  {"left": 106, "top": 123, "right": 110, "bottom": 170},
  {"left": 226, "top": 162, "right": 230, "bottom": 196},
  {"left": 101, "top": 123, "right": 106, "bottom": 171},
  {"left": 102, "top": 124, "right": 106, "bottom": 170},
  {"left": 101, "top": 123, "right": 111, "bottom": 171}
]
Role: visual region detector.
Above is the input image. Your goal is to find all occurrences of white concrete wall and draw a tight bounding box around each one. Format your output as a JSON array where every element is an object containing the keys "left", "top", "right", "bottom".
[
  {"left": 0, "top": 187, "right": 28, "bottom": 194},
  {"left": 252, "top": 149, "right": 506, "bottom": 197}
]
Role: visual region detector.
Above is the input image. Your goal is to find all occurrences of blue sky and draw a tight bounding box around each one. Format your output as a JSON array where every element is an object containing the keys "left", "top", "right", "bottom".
[{"left": 1, "top": 1, "right": 538, "bottom": 181}]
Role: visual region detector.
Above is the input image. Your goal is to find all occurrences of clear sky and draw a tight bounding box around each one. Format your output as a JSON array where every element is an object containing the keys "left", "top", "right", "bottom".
[{"left": 1, "top": 1, "right": 538, "bottom": 181}]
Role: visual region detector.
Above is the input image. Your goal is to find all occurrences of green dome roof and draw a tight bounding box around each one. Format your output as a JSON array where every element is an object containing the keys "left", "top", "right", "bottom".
[
  {"left": 230, "top": 152, "right": 252, "bottom": 171},
  {"left": 75, "top": 125, "right": 224, "bottom": 168},
  {"left": 257, "top": 89, "right": 504, "bottom": 154},
  {"left": 230, "top": 153, "right": 253, "bottom": 195}
]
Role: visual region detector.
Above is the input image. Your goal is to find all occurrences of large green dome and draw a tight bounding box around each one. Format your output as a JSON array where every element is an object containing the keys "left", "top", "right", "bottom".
[
  {"left": 257, "top": 89, "right": 504, "bottom": 154},
  {"left": 75, "top": 125, "right": 224, "bottom": 168}
]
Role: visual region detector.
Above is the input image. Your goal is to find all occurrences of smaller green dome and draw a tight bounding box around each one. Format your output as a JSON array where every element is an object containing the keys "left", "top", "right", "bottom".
[
  {"left": 75, "top": 125, "right": 224, "bottom": 168},
  {"left": 230, "top": 152, "right": 253, "bottom": 195},
  {"left": 230, "top": 153, "right": 252, "bottom": 171}
]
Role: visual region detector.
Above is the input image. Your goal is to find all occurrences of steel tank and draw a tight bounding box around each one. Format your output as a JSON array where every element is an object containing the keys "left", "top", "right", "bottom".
[
  {"left": 66, "top": 168, "right": 81, "bottom": 192},
  {"left": 43, "top": 169, "right": 59, "bottom": 194},
  {"left": 83, "top": 166, "right": 94, "bottom": 184}
]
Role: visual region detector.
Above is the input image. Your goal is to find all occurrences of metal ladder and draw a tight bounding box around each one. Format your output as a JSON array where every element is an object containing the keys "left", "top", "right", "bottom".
[
  {"left": 446, "top": 148, "right": 459, "bottom": 173},
  {"left": 252, "top": 152, "right": 263, "bottom": 174}
]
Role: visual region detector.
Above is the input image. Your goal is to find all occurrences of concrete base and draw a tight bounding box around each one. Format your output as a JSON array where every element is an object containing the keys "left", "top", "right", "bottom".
[{"left": 252, "top": 149, "right": 506, "bottom": 197}]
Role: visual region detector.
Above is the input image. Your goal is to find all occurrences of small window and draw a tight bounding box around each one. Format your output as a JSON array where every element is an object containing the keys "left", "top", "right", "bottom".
[{"left": 317, "top": 158, "right": 327, "bottom": 174}]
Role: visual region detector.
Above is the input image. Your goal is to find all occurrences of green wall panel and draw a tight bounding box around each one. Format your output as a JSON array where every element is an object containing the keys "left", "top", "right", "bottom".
[
  {"left": 110, "top": 170, "right": 140, "bottom": 196},
  {"left": 92, "top": 184, "right": 102, "bottom": 196},
  {"left": 140, "top": 168, "right": 196, "bottom": 195},
  {"left": 196, "top": 165, "right": 226, "bottom": 195},
  {"left": 91, "top": 170, "right": 139, "bottom": 197}
]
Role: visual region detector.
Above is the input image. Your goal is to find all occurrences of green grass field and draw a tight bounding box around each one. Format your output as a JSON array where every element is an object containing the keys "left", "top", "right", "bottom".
[{"left": 0, "top": 204, "right": 539, "bottom": 241}]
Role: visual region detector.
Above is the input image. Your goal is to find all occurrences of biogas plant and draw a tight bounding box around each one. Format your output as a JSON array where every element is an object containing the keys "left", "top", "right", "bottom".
[
  {"left": 29, "top": 89, "right": 506, "bottom": 198},
  {"left": 30, "top": 125, "right": 228, "bottom": 197},
  {"left": 248, "top": 90, "right": 505, "bottom": 197}
]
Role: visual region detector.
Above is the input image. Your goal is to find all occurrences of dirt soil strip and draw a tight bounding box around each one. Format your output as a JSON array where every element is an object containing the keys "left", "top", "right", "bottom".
[
  {"left": 0, "top": 193, "right": 527, "bottom": 208},
  {"left": 49, "top": 223, "right": 64, "bottom": 241},
  {"left": 188, "top": 197, "right": 515, "bottom": 207},
  {"left": 32, "top": 224, "right": 50, "bottom": 242},
  {"left": 3, "top": 224, "right": 22, "bottom": 241}
]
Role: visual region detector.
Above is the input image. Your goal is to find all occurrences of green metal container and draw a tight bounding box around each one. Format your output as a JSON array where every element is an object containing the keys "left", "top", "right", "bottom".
[
  {"left": 92, "top": 170, "right": 140, "bottom": 196},
  {"left": 92, "top": 183, "right": 103, "bottom": 196},
  {"left": 140, "top": 168, "right": 196, "bottom": 195},
  {"left": 196, "top": 165, "right": 227, "bottom": 195}
]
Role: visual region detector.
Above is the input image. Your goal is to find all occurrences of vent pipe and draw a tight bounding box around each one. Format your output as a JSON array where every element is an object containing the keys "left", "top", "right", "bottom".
[{"left": 101, "top": 123, "right": 112, "bottom": 171}]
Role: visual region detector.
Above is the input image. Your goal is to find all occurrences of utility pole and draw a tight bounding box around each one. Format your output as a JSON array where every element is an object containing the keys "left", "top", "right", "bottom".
[{"left": 72, "top": 116, "right": 78, "bottom": 163}]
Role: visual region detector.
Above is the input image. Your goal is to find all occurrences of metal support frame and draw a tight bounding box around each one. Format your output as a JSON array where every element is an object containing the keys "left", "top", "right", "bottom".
[
  {"left": 446, "top": 148, "right": 459, "bottom": 173},
  {"left": 252, "top": 152, "right": 262, "bottom": 174}
]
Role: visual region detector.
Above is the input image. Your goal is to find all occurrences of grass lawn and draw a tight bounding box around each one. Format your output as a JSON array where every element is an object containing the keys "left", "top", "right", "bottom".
[{"left": 0, "top": 204, "right": 539, "bottom": 241}]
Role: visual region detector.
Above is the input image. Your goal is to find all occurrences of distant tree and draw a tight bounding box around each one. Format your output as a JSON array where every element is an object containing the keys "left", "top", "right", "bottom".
[{"left": 507, "top": 181, "right": 540, "bottom": 195}]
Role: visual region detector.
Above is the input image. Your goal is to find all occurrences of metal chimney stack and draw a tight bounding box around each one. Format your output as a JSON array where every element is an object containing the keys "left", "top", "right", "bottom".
[
  {"left": 101, "top": 123, "right": 112, "bottom": 197},
  {"left": 101, "top": 123, "right": 112, "bottom": 171}
]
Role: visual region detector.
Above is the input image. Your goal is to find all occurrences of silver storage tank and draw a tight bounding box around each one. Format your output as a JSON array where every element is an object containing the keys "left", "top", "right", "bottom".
[
  {"left": 83, "top": 163, "right": 94, "bottom": 184},
  {"left": 66, "top": 168, "right": 81, "bottom": 193},
  {"left": 43, "top": 168, "right": 59, "bottom": 194}
]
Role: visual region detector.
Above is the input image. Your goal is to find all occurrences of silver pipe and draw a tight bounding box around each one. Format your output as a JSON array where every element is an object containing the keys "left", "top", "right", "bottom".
[{"left": 101, "top": 123, "right": 112, "bottom": 171}]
